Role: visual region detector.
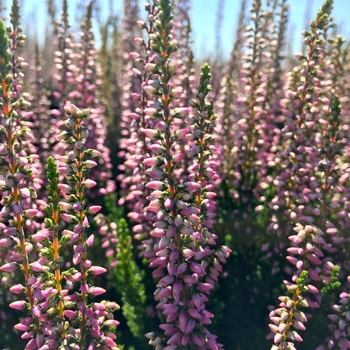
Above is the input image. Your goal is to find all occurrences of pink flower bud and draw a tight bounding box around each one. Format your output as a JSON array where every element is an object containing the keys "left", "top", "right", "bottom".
[
  {"left": 9, "top": 300, "right": 26, "bottom": 310},
  {"left": 88, "top": 206, "right": 101, "bottom": 214},
  {"left": 58, "top": 184, "right": 73, "bottom": 194},
  {"left": 10, "top": 284, "right": 24, "bottom": 294},
  {"left": 82, "top": 179, "right": 97, "bottom": 188},
  {"left": 90, "top": 287, "right": 106, "bottom": 296},
  {"left": 60, "top": 213, "right": 75, "bottom": 223},
  {"left": 90, "top": 266, "right": 107, "bottom": 275},
  {"left": 144, "top": 157, "right": 159, "bottom": 166},
  {"left": 134, "top": 37, "right": 144, "bottom": 45},
  {"left": 174, "top": 128, "right": 188, "bottom": 140},
  {"left": 64, "top": 310, "right": 76, "bottom": 320},
  {"left": 182, "top": 249, "right": 195, "bottom": 259},
  {"left": 24, "top": 209, "right": 38, "bottom": 218},
  {"left": 80, "top": 283, "right": 89, "bottom": 294},
  {"left": 84, "top": 259, "right": 92, "bottom": 268},
  {"left": 85, "top": 160, "right": 97, "bottom": 168},
  {"left": 30, "top": 261, "right": 49, "bottom": 272},
  {"left": 174, "top": 107, "right": 190, "bottom": 117},
  {"left": 72, "top": 202, "right": 83, "bottom": 211},
  {"left": 89, "top": 150, "right": 102, "bottom": 158},
  {"left": 141, "top": 128, "right": 159, "bottom": 140},
  {"left": 129, "top": 51, "right": 140, "bottom": 60},
  {"left": 0, "top": 237, "right": 12, "bottom": 247},
  {"left": 146, "top": 181, "right": 165, "bottom": 190},
  {"left": 86, "top": 234, "right": 94, "bottom": 247},
  {"left": 0, "top": 262, "right": 17, "bottom": 272},
  {"left": 184, "top": 181, "right": 201, "bottom": 192},
  {"left": 145, "top": 63, "right": 156, "bottom": 71}
]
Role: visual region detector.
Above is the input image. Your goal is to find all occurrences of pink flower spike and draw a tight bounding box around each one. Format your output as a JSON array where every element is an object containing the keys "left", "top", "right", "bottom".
[
  {"left": 134, "top": 37, "right": 144, "bottom": 45},
  {"left": 59, "top": 201, "right": 72, "bottom": 212},
  {"left": 197, "top": 282, "right": 214, "bottom": 293},
  {"left": 3, "top": 227, "right": 17, "bottom": 236}
]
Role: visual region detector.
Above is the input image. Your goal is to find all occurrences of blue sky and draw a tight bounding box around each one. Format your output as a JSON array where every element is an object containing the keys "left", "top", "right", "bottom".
[
  {"left": 190, "top": 0, "right": 350, "bottom": 58},
  {"left": 3, "top": 0, "right": 350, "bottom": 59}
]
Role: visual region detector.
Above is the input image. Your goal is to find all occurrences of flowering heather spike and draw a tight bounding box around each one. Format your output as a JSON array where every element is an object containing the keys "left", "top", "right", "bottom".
[
  {"left": 324, "top": 271, "right": 350, "bottom": 349},
  {"left": 228, "top": 0, "right": 247, "bottom": 76},
  {"left": 171, "top": 0, "right": 197, "bottom": 180},
  {"left": 59, "top": 104, "right": 118, "bottom": 347},
  {"left": 2, "top": 0, "right": 350, "bottom": 347},
  {"left": 0, "top": 17, "right": 41, "bottom": 341},
  {"left": 9, "top": 0, "right": 25, "bottom": 100},
  {"left": 31, "top": 156, "right": 69, "bottom": 343},
  {"left": 268, "top": 2, "right": 348, "bottom": 348},
  {"left": 269, "top": 271, "right": 310, "bottom": 349},
  {"left": 214, "top": 0, "right": 247, "bottom": 211},
  {"left": 117, "top": 0, "right": 157, "bottom": 255},
  {"left": 25, "top": 42, "right": 55, "bottom": 195},
  {"left": 139, "top": 1, "right": 228, "bottom": 348}
]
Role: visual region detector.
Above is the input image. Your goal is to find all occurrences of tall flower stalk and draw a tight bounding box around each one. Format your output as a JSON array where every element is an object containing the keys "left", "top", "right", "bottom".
[
  {"left": 139, "top": 2, "right": 230, "bottom": 348},
  {"left": 0, "top": 18, "right": 39, "bottom": 339},
  {"left": 268, "top": 1, "right": 347, "bottom": 348}
]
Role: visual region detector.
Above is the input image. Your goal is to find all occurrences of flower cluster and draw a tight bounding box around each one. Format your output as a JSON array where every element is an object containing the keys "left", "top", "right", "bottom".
[{"left": 1, "top": 0, "right": 350, "bottom": 348}]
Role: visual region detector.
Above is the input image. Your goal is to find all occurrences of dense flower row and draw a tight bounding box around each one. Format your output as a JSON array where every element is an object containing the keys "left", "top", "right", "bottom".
[{"left": 1, "top": 0, "right": 350, "bottom": 349}]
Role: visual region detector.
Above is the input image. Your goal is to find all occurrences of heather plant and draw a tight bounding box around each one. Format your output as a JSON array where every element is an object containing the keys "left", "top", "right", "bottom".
[
  {"left": 0, "top": 7, "right": 119, "bottom": 347},
  {"left": 1, "top": 0, "right": 350, "bottom": 349},
  {"left": 136, "top": 2, "right": 230, "bottom": 349}
]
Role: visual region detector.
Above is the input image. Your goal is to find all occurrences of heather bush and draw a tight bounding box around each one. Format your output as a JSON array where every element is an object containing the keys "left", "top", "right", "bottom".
[{"left": 1, "top": 0, "right": 350, "bottom": 349}]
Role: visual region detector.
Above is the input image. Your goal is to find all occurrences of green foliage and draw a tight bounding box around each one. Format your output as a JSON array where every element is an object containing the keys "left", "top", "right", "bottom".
[
  {"left": 115, "top": 218, "right": 146, "bottom": 338},
  {"left": 0, "top": 19, "right": 11, "bottom": 80},
  {"left": 321, "top": 265, "right": 341, "bottom": 297},
  {"left": 45, "top": 156, "right": 61, "bottom": 214}
]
